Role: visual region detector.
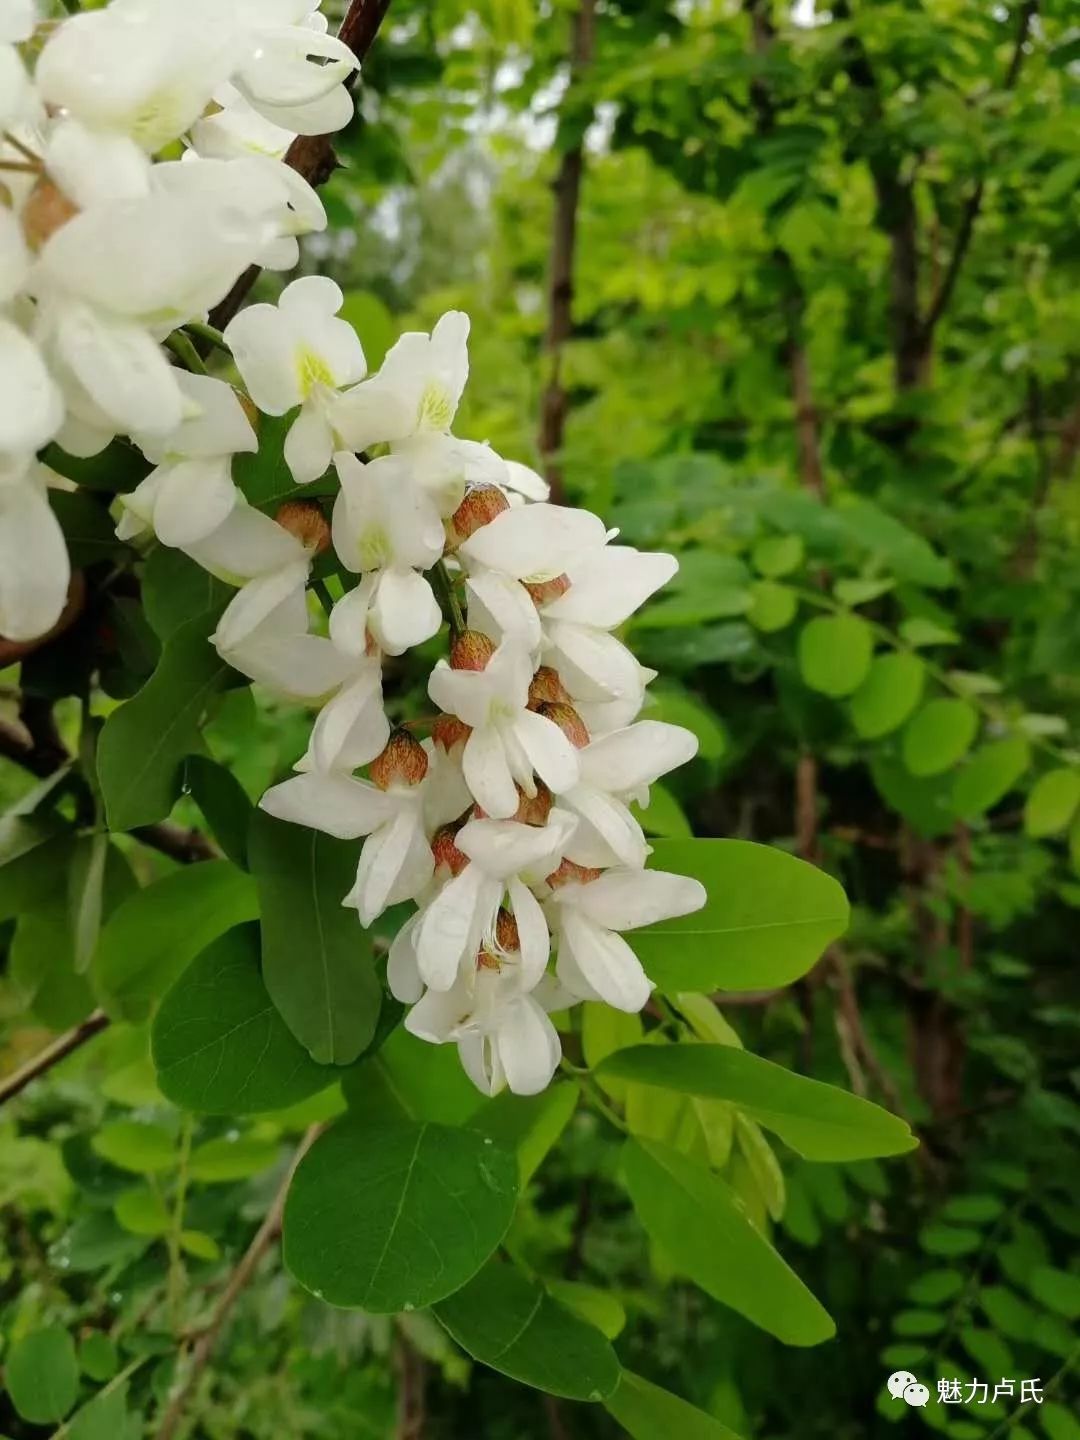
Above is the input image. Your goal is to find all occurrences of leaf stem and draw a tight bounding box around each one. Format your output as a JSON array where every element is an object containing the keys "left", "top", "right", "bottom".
[
  {"left": 183, "top": 321, "right": 231, "bottom": 355},
  {"left": 164, "top": 331, "right": 208, "bottom": 376},
  {"left": 432, "top": 559, "right": 465, "bottom": 641},
  {"left": 167, "top": 1114, "right": 194, "bottom": 1330}
]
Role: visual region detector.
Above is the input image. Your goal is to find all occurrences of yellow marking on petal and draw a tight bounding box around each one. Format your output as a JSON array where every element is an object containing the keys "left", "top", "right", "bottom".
[
  {"left": 356, "top": 525, "right": 391, "bottom": 571},
  {"left": 295, "top": 347, "right": 336, "bottom": 399},
  {"left": 417, "top": 382, "right": 453, "bottom": 431}
]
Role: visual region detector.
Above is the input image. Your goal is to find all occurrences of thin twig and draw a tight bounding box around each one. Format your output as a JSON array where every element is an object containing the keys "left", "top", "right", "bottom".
[
  {"left": 0, "top": 1010, "right": 110, "bottom": 1108},
  {"left": 154, "top": 1126, "right": 322, "bottom": 1440}
]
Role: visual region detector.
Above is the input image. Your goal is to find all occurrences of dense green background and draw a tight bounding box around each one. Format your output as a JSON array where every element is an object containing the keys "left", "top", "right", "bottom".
[{"left": 3, "top": 0, "right": 1080, "bottom": 1436}]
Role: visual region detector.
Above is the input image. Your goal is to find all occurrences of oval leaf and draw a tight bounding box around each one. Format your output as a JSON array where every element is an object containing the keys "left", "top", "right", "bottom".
[
  {"left": 849, "top": 652, "right": 926, "bottom": 739},
  {"left": 598, "top": 1045, "right": 916, "bottom": 1160},
  {"left": 152, "top": 924, "right": 335, "bottom": 1114},
  {"left": 628, "top": 839, "right": 849, "bottom": 992},
  {"left": 901, "top": 698, "right": 978, "bottom": 777},
  {"left": 798, "top": 614, "right": 873, "bottom": 698},
  {"left": 249, "top": 811, "right": 381, "bottom": 1064},
  {"left": 1024, "top": 768, "right": 1080, "bottom": 838},
  {"left": 605, "top": 1370, "right": 745, "bottom": 1440},
  {"left": 621, "top": 1138, "right": 834, "bottom": 1346},
  {"left": 951, "top": 736, "right": 1031, "bottom": 820},
  {"left": 6, "top": 1326, "right": 79, "bottom": 1424},
  {"left": 434, "top": 1259, "right": 620, "bottom": 1401},
  {"left": 283, "top": 1117, "right": 518, "bottom": 1312}
]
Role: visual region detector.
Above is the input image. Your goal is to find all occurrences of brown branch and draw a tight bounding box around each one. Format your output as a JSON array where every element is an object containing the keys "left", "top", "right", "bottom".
[
  {"left": 917, "top": 1, "right": 1037, "bottom": 349},
  {"left": 154, "top": 1126, "right": 322, "bottom": 1440},
  {"left": 394, "top": 1333, "right": 428, "bottom": 1440},
  {"left": 207, "top": 0, "right": 394, "bottom": 331},
  {"left": 537, "top": 0, "right": 597, "bottom": 503},
  {"left": 132, "top": 822, "right": 219, "bottom": 865},
  {"left": 0, "top": 1010, "right": 110, "bottom": 1108}
]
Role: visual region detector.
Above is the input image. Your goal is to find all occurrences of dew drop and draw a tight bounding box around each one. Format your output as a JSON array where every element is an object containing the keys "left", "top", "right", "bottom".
[
  {"left": 402, "top": 1302, "right": 415, "bottom": 1312},
  {"left": 588, "top": 1390, "right": 603, "bottom": 1403}
]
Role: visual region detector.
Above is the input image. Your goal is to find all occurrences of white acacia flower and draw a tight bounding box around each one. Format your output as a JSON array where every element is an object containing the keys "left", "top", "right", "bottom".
[
  {"left": 211, "top": 557, "right": 348, "bottom": 698},
  {"left": 409, "top": 809, "right": 576, "bottom": 994},
  {"left": 549, "top": 866, "right": 706, "bottom": 1013},
  {"left": 260, "top": 730, "right": 434, "bottom": 924},
  {"left": 330, "top": 452, "right": 444, "bottom": 654},
  {"left": 225, "top": 277, "right": 365, "bottom": 485},
  {"left": 562, "top": 721, "right": 698, "bottom": 869},
  {"left": 230, "top": 1, "right": 358, "bottom": 136},
  {"left": 190, "top": 85, "right": 294, "bottom": 163},
  {"left": 0, "top": 460, "right": 71, "bottom": 643},
  {"left": 333, "top": 310, "right": 470, "bottom": 455},
  {"left": 43, "top": 120, "right": 151, "bottom": 210},
  {"left": 428, "top": 638, "right": 581, "bottom": 819},
  {"left": 1, "top": 0, "right": 36, "bottom": 44},
  {"left": 405, "top": 966, "right": 566, "bottom": 1097},
  {"left": 117, "top": 374, "right": 256, "bottom": 548}
]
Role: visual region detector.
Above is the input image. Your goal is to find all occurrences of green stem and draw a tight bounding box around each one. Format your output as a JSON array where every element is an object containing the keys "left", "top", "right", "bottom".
[
  {"left": 561, "top": 1061, "right": 628, "bottom": 1133},
  {"left": 432, "top": 560, "right": 466, "bottom": 640},
  {"left": 312, "top": 580, "right": 335, "bottom": 616},
  {"left": 164, "top": 331, "right": 208, "bottom": 376},
  {"left": 166, "top": 1115, "right": 194, "bottom": 1329},
  {"left": 183, "top": 321, "right": 231, "bottom": 355}
]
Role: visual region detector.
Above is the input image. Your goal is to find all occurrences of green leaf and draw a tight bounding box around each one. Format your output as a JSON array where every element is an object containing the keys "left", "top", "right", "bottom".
[
  {"left": 798, "top": 614, "right": 874, "bottom": 698},
  {"left": 901, "top": 699, "right": 979, "bottom": 777},
  {"left": 78, "top": 1334, "right": 118, "bottom": 1383},
  {"left": 849, "top": 652, "right": 926, "bottom": 739},
  {"left": 1024, "top": 769, "right": 1080, "bottom": 838},
  {"left": 470, "top": 1083, "right": 577, "bottom": 1184},
  {"left": 752, "top": 534, "right": 803, "bottom": 578},
  {"left": 605, "top": 1370, "right": 745, "bottom": 1440},
  {"left": 92, "top": 1121, "right": 175, "bottom": 1175},
  {"left": 433, "top": 1259, "right": 620, "bottom": 1400},
  {"left": 49, "top": 490, "right": 123, "bottom": 566},
  {"left": 113, "top": 1186, "right": 170, "bottom": 1236},
  {"left": 631, "top": 784, "right": 693, "bottom": 839},
  {"left": 0, "top": 818, "right": 74, "bottom": 923},
  {"left": 951, "top": 737, "right": 1031, "bottom": 820},
  {"left": 41, "top": 438, "right": 147, "bottom": 494},
  {"left": 746, "top": 579, "right": 798, "bottom": 632},
  {"left": 628, "top": 839, "right": 849, "bottom": 992},
  {"left": 188, "top": 1135, "right": 279, "bottom": 1182},
  {"left": 5, "top": 1327, "right": 79, "bottom": 1423},
  {"left": 94, "top": 860, "right": 258, "bottom": 1022},
  {"left": 180, "top": 1229, "right": 221, "bottom": 1261},
  {"left": 597, "top": 1044, "right": 915, "bottom": 1160},
  {"left": 97, "top": 608, "right": 233, "bottom": 832},
  {"left": 339, "top": 290, "right": 396, "bottom": 368},
  {"left": 620, "top": 1138, "right": 834, "bottom": 1345},
  {"left": 546, "top": 1280, "right": 626, "bottom": 1339},
  {"left": 141, "top": 548, "right": 231, "bottom": 644},
  {"left": 185, "top": 754, "right": 253, "bottom": 868},
  {"left": 249, "top": 811, "right": 381, "bottom": 1065},
  {"left": 646, "top": 688, "right": 727, "bottom": 760},
  {"left": 1028, "top": 1266, "right": 1080, "bottom": 1319},
  {"left": 67, "top": 1380, "right": 130, "bottom": 1440},
  {"left": 152, "top": 924, "right": 335, "bottom": 1114},
  {"left": 69, "top": 831, "right": 109, "bottom": 975},
  {"left": 283, "top": 1117, "right": 518, "bottom": 1311}
]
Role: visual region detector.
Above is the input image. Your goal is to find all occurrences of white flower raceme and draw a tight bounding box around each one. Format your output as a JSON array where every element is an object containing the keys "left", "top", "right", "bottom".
[
  {"left": 334, "top": 311, "right": 470, "bottom": 455},
  {"left": 548, "top": 863, "right": 706, "bottom": 1013},
  {"left": 0, "top": 459, "right": 71, "bottom": 643},
  {"left": 225, "top": 277, "right": 365, "bottom": 485},
  {"left": 561, "top": 720, "right": 699, "bottom": 869},
  {"left": 428, "top": 633, "right": 581, "bottom": 819},
  {"left": 117, "top": 374, "right": 256, "bottom": 548},
  {"left": 330, "top": 452, "right": 444, "bottom": 654},
  {"left": 228, "top": 0, "right": 359, "bottom": 136},
  {"left": 260, "top": 730, "right": 434, "bottom": 925}
]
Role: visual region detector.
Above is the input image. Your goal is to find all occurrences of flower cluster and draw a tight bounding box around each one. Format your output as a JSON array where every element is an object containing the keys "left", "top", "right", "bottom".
[
  {"left": 1, "top": 0, "right": 358, "bottom": 639},
  {"left": 2, "top": 0, "right": 705, "bottom": 1097}
]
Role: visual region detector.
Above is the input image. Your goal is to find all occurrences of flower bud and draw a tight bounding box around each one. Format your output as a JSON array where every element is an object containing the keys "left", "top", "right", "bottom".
[
  {"left": 474, "top": 781, "right": 552, "bottom": 827},
  {"left": 445, "top": 484, "right": 509, "bottom": 549},
  {"left": 370, "top": 728, "right": 428, "bottom": 790},
  {"left": 546, "top": 857, "right": 603, "bottom": 890},
  {"left": 22, "top": 180, "right": 78, "bottom": 251},
  {"left": 523, "top": 573, "right": 571, "bottom": 607},
  {"left": 275, "top": 499, "right": 331, "bottom": 556},
  {"left": 528, "top": 666, "right": 570, "bottom": 709},
  {"left": 538, "top": 701, "right": 589, "bottom": 749},
  {"left": 450, "top": 629, "right": 496, "bottom": 671},
  {"left": 432, "top": 713, "right": 471, "bottom": 751},
  {"left": 431, "top": 822, "right": 469, "bottom": 876}
]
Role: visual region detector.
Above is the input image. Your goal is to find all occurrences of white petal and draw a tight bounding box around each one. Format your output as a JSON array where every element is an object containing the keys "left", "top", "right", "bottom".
[
  {"left": 212, "top": 559, "right": 310, "bottom": 650},
  {"left": 387, "top": 913, "right": 423, "bottom": 1003},
  {"left": 456, "top": 811, "right": 576, "bottom": 881},
  {"left": 496, "top": 997, "right": 561, "bottom": 1095},
  {"left": 571, "top": 868, "right": 707, "bottom": 931},
  {"left": 222, "top": 303, "right": 298, "bottom": 414},
  {"left": 502, "top": 459, "right": 549, "bottom": 501},
  {"left": 185, "top": 501, "right": 306, "bottom": 581},
  {"left": 580, "top": 721, "right": 698, "bottom": 793},
  {"left": 564, "top": 786, "right": 648, "bottom": 869},
  {"left": 428, "top": 661, "right": 496, "bottom": 732},
  {"left": 304, "top": 666, "right": 388, "bottom": 773},
  {"left": 462, "top": 725, "right": 517, "bottom": 819},
  {"left": 557, "top": 908, "right": 652, "bottom": 1012},
  {"left": 370, "top": 568, "right": 441, "bottom": 656},
  {"left": 506, "top": 877, "right": 550, "bottom": 991},
  {"left": 459, "top": 503, "right": 607, "bottom": 581},
  {"left": 346, "top": 807, "right": 431, "bottom": 924},
  {"left": 546, "top": 548, "right": 679, "bottom": 628},
  {"left": 53, "top": 304, "right": 182, "bottom": 436},
  {"left": 405, "top": 977, "right": 470, "bottom": 1042},
  {"left": 284, "top": 402, "right": 333, "bottom": 485},
  {"left": 512, "top": 708, "right": 580, "bottom": 796},
  {"left": 0, "top": 480, "right": 70, "bottom": 642},
  {"left": 0, "top": 321, "right": 63, "bottom": 453},
  {"left": 138, "top": 372, "right": 256, "bottom": 464},
  {"left": 464, "top": 570, "right": 541, "bottom": 650},
  {"left": 416, "top": 866, "right": 497, "bottom": 991},
  {"left": 260, "top": 771, "right": 395, "bottom": 838},
  {"left": 152, "top": 458, "right": 237, "bottom": 548},
  {"left": 544, "top": 621, "right": 643, "bottom": 702}
]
